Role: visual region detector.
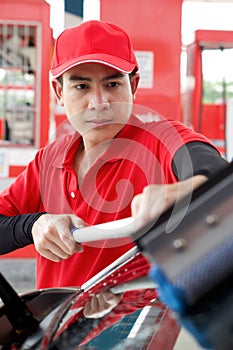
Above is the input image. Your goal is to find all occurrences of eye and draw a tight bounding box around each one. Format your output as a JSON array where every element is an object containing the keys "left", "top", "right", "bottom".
[
  {"left": 75, "top": 83, "right": 89, "bottom": 90},
  {"left": 107, "top": 81, "right": 119, "bottom": 88}
]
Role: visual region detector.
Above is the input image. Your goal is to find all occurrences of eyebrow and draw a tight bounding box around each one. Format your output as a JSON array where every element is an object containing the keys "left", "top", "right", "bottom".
[
  {"left": 102, "top": 73, "right": 125, "bottom": 81},
  {"left": 68, "top": 72, "right": 126, "bottom": 82}
]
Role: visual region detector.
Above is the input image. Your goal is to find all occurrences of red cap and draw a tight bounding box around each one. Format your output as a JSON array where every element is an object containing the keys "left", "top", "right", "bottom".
[{"left": 50, "top": 20, "right": 139, "bottom": 78}]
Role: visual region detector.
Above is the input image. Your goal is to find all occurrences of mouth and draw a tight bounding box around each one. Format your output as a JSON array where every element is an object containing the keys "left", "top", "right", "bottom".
[{"left": 86, "top": 119, "right": 112, "bottom": 128}]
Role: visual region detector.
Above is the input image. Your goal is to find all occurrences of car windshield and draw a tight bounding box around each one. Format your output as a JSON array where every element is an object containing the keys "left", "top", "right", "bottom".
[
  {"left": 0, "top": 247, "right": 180, "bottom": 350},
  {"left": 44, "top": 248, "right": 179, "bottom": 350}
]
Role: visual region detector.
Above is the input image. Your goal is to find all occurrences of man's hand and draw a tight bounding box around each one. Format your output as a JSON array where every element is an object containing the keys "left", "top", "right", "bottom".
[
  {"left": 32, "top": 214, "right": 85, "bottom": 262},
  {"left": 131, "top": 175, "right": 208, "bottom": 228},
  {"left": 83, "top": 290, "right": 122, "bottom": 319}
]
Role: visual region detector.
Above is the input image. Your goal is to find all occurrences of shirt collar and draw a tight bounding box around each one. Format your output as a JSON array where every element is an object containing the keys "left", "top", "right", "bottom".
[{"left": 54, "top": 115, "right": 145, "bottom": 168}]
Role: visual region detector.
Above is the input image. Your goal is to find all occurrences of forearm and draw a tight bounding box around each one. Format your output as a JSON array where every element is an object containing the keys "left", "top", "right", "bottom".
[
  {"left": 131, "top": 175, "right": 208, "bottom": 228},
  {"left": 174, "top": 174, "right": 208, "bottom": 199},
  {"left": 0, "top": 212, "right": 46, "bottom": 254}
]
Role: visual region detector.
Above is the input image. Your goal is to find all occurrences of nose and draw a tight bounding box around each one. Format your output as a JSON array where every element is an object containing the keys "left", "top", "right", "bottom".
[{"left": 88, "top": 87, "right": 110, "bottom": 111}]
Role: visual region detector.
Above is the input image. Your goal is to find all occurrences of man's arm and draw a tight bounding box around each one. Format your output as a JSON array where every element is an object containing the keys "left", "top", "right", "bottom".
[
  {"left": 0, "top": 213, "right": 46, "bottom": 254},
  {"left": 131, "top": 175, "right": 208, "bottom": 227},
  {"left": 172, "top": 141, "right": 228, "bottom": 180},
  {"left": 0, "top": 212, "right": 85, "bottom": 260},
  {"left": 31, "top": 213, "right": 85, "bottom": 262},
  {"left": 132, "top": 141, "right": 229, "bottom": 227}
]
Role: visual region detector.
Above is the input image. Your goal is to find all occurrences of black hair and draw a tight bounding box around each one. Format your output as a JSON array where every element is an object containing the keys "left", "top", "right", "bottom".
[{"left": 57, "top": 75, "right": 63, "bottom": 86}]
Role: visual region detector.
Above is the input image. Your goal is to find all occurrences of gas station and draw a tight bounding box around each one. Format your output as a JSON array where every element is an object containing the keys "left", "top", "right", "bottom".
[
  {"left": 0, "top": 1, "right": 232, "bottom": 349},
  {"left": 0, "top": 0, "right": 232, "bottom": 166},
  {"left": 0, "top": 0, "right": 233, "bottom": 177}
]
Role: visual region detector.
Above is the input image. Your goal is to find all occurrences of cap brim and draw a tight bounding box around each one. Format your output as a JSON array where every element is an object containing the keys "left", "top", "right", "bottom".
[{"left": 50, "top": 53, "right": 137, "bottom": 78}]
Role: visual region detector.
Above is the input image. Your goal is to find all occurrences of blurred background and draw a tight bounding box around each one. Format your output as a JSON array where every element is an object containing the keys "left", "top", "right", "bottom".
[
  {"left": 0, "top": 0, "right": 232, "bottom": 311},
  {"left": 0, "top": 2, "right": 232, "bottom": 348}
]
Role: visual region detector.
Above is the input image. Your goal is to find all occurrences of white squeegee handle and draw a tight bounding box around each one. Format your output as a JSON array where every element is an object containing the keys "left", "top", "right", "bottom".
[{"left": 71, "top": 217, "right": 136, "bottom": 243}]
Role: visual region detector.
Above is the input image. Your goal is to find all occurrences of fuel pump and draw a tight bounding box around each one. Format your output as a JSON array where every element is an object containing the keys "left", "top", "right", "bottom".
[{"left": 184, "top": 29, "right": 233, "bottom": 160}]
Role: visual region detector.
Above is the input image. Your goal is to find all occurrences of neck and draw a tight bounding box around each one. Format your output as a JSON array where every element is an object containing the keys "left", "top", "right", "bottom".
[{"left": 74, "top": 139, "right": 113, "bottom": 185}]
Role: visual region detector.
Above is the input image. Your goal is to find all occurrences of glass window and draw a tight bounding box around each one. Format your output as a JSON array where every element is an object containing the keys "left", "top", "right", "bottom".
[{"left": 0, "top": 23, "right": 38, "bottom": 145}]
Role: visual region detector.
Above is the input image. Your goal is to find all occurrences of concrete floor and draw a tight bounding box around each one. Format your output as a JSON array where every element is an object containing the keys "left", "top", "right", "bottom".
[{"left": 0, "top": 258, "right": 36, "bottom": 294}]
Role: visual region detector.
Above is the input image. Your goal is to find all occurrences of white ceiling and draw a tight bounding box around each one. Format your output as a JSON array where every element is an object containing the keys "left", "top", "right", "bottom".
[
  {"left": 184, "top": 0, "right": 233, "bottom": 2},
  {"left": 182, "top": 1, "right": 233, "bottom": 45}
]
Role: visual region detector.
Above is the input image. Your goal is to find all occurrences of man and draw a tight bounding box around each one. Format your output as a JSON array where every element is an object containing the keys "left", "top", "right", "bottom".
[{"left": 0, "top": 20, "right": 228, "bottom": 292}]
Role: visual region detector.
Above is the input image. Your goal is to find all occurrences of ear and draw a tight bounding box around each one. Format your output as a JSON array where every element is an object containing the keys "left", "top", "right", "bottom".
[
  {"left": 51, "top": 79, "right": 64, "bottom": 106},
  {"left": 130, "top": 73, "right": 140, "bottom": 100}
]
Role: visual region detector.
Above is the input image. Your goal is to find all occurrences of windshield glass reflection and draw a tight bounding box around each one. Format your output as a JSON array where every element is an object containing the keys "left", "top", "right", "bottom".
[{"left": 46, "top": 250, "right": 179, "bottom": 350}]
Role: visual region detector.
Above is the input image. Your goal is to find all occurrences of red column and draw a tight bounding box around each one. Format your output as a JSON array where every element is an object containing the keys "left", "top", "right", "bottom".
[{"left": 100, "top": 0, "right": 183, "bottom": 120}]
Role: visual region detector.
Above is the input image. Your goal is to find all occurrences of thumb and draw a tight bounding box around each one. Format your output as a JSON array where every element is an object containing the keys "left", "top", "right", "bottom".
[
  {"left": 131, "top": 193, "right": 143, "bottom": 218},
  {"left": 69, "top": 214, "right": 86, "bottom": 229}
]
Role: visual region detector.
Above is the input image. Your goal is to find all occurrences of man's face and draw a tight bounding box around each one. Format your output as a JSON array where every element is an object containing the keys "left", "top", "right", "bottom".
[{"left": 53, "top": 63, "right": 139, "bottom": 151}]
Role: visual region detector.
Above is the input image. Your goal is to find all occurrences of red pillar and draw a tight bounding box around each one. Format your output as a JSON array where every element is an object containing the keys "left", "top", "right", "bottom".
[
  {"left": 100, "top": 0, "right": 183, "bottom": 120},
  {"left": 1, "top": 0, "right": 52, "bottom": 148},
  {"left": 0, "top": 0, "right": 52, "bottom": 258}
]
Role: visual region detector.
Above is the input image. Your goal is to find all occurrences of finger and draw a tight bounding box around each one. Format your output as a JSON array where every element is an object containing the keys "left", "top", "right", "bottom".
[
  {"left": 69, "top": 215, "right": 86, "bottom": 229},
  {"left": 83, "top": 295, "right": 100, "bottom": 318},
  {"left": 39, "top": 225, "right": 77, "bottom": 255},
  {"left": 48, "top": 218, "right": 81, "bottom": 253},
  {"left": 96, "top": 294, "right": 110, "bottom": 312},
  {"left": 131, "top": 193, "right": 152, "bottom": 229},
  {"left": 131, "top": 193, "right": 143, "bottom": 217},
  {"left": 38, "top": 249, "right": 64, "bottom": 262},
  {"left": 47, "top": 241, "right": 75, "bottom": 259},
  {"left": 90, "top": 294, "right": 99, "bottom": 312},
  {"left": 62, "top": 215, "right": 86, "bottom": 252},
  {"left": 83, "top": 300, "right": 92, "bottom": 317},
  {"left": 35, "top": 228, "right": 82, "bottom": 259},
  {"left": 37, "top": 241, "right": 74, "bottom": 260},
  {"left": 103, "top": 291, "right": 122, "bottom": 305},
  {"left": 55, "top": 228, "right": 80, "bottom": 254}
]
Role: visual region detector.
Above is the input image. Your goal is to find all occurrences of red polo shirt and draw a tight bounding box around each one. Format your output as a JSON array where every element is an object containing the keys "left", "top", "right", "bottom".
[{"left": 0, "top": 115, "right": 212, "bottom": 289}]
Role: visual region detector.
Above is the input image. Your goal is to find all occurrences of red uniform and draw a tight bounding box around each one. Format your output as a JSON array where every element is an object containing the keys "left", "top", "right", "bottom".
[{"left": 0, "top": 115, "right": 212, "bottom": 289}]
